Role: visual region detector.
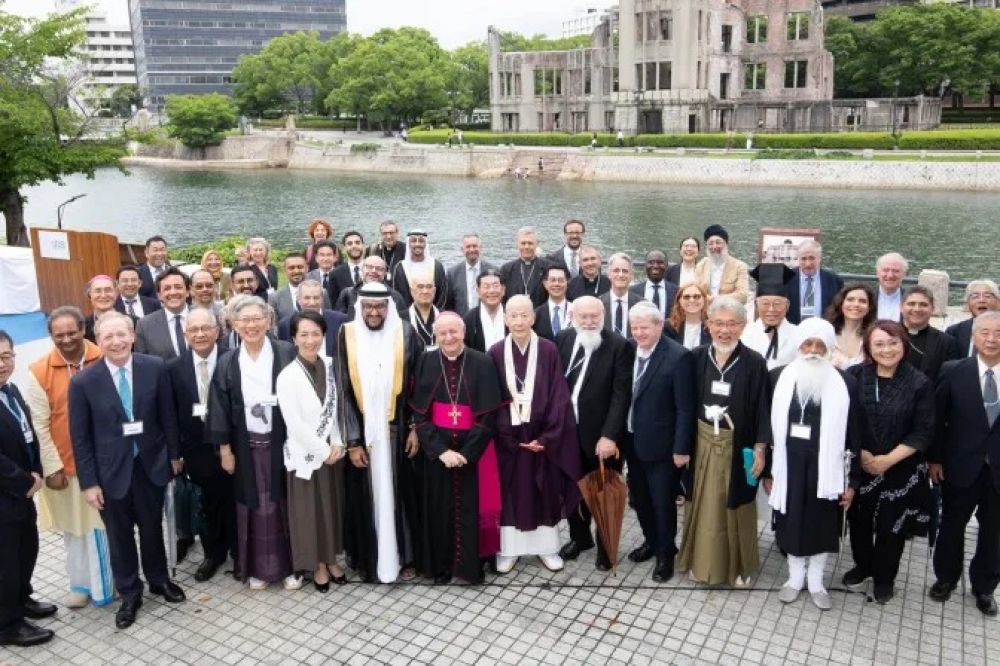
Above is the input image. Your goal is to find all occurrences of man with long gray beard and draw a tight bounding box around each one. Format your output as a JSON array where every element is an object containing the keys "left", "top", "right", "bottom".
[
  {"left": 555, "top": 296, "right": 633, "bottom": 570},
  {"left": 767, "top": 318, "right": 863, "bottom": 610},
  {"left": 694, "top": 225, "right": 749, "bottom": 304}
]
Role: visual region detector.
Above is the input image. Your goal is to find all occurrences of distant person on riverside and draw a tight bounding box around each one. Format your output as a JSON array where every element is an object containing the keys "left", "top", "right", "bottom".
[
  {"left": 114, "top": 264, "right": 161, "bottom": 321},
  {"left": 785, "top": 240, "right": 843, "bottom": 325},
  {"left": 365, "top": 221, "right": 407, "bottom": 284},
  {"left": 616, "top": 130, "right": 624, "bottom": 147},
  {"left": 304, "top": 218, "right": 336, "bottom": 271},
  {"left": 874, "top": 252, "right": 908, "bottom": 321},
  {"left": 694, "top": 224, "right": 749, "bottom": 304},
  {"left": 138, "top": 236, "right": 170, "bottom": 299},
  {"left": 566, "top": 246, "right": 611, "bottom": 301},
  {"left": 946, "top": 280, "right": 1000, "bottom": 357}
]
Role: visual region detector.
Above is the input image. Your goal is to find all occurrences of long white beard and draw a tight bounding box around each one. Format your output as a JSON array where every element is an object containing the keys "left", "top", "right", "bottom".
[
  {"left": 712, "top": 340, "right": 738, "bottom": 355},
  {"left": 792, "top": 355, "right": 830, "bottom": 406},
  {"left": 709, "top": 248, "right": 729, "bottom": 268},
  {"left": 577, "top": 328, "right": 603, "bottom": 352}
]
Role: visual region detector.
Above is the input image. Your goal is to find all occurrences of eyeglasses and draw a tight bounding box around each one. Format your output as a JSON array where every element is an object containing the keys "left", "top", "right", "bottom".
[
  {"left": 186, "top": 325, "right": 218, "bottom": 335},
  {"left": 236, "top": 315, "right": 266, "bottom": 324},
  {"left": 709, "top": 320, "right": 741, "bottom": 330},
  {"left": 0, "top": 353, "right": 15, "bottom": 364},
  {"left": 681, "top": 294, "right": 704, "bottom": 301}
]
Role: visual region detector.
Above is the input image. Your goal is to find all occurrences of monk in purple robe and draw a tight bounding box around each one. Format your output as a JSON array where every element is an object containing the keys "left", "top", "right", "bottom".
[{"left": 488, "top": 295, "right": 581, "bottom": 574}]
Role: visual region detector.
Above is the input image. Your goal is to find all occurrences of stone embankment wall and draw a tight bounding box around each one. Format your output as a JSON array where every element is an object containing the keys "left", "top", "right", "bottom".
[
  {"left": 129, "top": 135, "right": 293, "bottom": 164},
  {"left": 288, "top": 143, "right": 511, "bottom": 176}
]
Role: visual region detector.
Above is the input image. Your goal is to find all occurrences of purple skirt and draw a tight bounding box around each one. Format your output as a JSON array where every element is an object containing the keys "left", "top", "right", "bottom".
[{"left": 236, "top": 435, "right": 292, "bottom": 583}]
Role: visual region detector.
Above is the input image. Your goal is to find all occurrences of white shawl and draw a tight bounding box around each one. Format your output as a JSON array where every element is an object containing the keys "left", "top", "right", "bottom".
[
  {"left": 277, "top": 358, "right": 343, "bottom": 480},
  {"left": 504, "top": 332, "right": 539, "bottom": 426}
]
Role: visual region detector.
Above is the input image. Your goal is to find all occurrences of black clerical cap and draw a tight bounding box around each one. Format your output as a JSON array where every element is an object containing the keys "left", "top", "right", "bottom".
[{"left": 751, "top": 263, "right": 795, "bottom": 297}]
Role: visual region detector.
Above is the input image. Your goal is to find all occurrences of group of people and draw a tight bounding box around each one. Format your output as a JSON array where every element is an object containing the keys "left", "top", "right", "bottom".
[{"left": 3, "top": 218, "right": 999, "bottom": 649}]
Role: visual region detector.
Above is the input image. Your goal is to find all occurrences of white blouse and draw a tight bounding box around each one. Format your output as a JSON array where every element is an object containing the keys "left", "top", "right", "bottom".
[{"left": 276, "top": 358, "right": 343, "bottom": 480}]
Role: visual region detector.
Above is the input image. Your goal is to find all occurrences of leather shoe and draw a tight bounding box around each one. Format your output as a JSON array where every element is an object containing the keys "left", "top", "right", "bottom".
[
  {"left": 928, "top": 580, "right": 957, "bottom": 602},
  {"left": 628, "top": 542, "right": 655, "bottom": 563},
  {"left": 434, "top": 572, "right": 453, "bottom": 585},
  {"left": 595, "top": 550, "right": 612, "bottom": 572},
  {"left": 194, "top": 559, "right": 221, "bottom": 582},
  {"left": 149, "top": 581, "right": 185, "bottom": 603},
  {"left": 0, "top": 620, "right": 54, "bottom": 647},
  {"left": 22, "top": 597, "right": 57, "bottom": 619},
  {"left": 115, "top": 597, "right": 142, "bottom": 629},
  {"left": 558, "top": 540, "right": 593, "bottom": 561},
  {"left": 652, "top": 559, "right": 673, "bottom": 583},
  {"left": 976, "top": 594, "right": 999, "bottom": 617}
]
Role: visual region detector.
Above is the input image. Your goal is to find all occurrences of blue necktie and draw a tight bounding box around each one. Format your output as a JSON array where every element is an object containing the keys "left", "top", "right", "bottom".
[
  {"left": 552, "top": 305, "right": 562, "bottom": 335},
  {"left": 1, "top": 385, "right": 33, "bottom": 466},
  {"left": 118, "top": 367, "right": 138, "bottom": 457}
]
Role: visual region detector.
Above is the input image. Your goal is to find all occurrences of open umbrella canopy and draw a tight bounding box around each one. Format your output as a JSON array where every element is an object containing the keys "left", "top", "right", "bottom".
[{"left": 577, "top": 458, "right": 628, "bottom": 575}]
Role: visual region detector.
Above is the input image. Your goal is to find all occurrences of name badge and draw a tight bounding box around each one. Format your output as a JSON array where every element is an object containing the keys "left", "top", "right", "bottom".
[
  {"left": 800, "top": 306, "right": 815, "bottom": 318},
  {"left": 123, "top": 421, "right": 144, "bottom": 436},
  {"left": 260, "top": 395, "right": 278, "bottom": 407},
  {"left": 192, "top": 404, "right": 207, "bottom": 418},
  {"left": 425, "top": 344, "right": 439, "bottom": 352},
  {"left": 22, "top": 426, "right": 34, "bottom": 444},
  {"left": 790, "top": 423, "right": 812, "bottom": 440},
  {"left": 711, "top": 381, "right": 731, "bottom": 397}
]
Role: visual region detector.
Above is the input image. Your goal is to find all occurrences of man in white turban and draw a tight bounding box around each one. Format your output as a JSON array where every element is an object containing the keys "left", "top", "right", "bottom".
[{"left": 767, "top": 317, "right": 863, "bottom": 610}]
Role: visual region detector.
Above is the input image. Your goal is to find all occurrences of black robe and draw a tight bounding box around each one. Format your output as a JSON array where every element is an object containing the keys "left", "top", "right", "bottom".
[
  {"left": 905, "top": 325, "right": 958, "bottom": 382},
  {"left": 392, "top": 261, "right": 448, "bottom": 310},
  {"left": 499, "top": 258, "right": 552, "bottom": 307},
  {"left": 337, "top": 321, "right": 423, "bottom": 579},
  {"left": 208, "top": 339, "right": 296, "bottom": 508},
  {"left": 691, "top": 342, "right": 772, "bottom": 508},
  {"left": 566, "top": 273, "right": 611, "bottom": 301},
  {"left": 409, "top": 349, "right": 503, "bottom": 582}
]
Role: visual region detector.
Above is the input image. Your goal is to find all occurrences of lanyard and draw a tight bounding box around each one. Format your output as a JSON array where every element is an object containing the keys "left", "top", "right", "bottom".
[
  {"left": 708, "top": 348, "right": 740, "bottom": 384},
  {"left": 1, "top": 389, "right": 28, "bottom": 432}
]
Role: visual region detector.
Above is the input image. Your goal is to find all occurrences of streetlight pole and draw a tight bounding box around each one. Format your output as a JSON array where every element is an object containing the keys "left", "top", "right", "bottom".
[{"left": 57, "top": 194, "right": 87, "bottom": 230}]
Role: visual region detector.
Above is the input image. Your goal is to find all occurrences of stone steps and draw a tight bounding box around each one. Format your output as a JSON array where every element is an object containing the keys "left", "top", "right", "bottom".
[{"left": 509, "top": 152, "right": 567, "bottom": 180}]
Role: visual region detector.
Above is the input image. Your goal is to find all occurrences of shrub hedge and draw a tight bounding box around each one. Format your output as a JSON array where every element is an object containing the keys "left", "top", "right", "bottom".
[
  {"left": 257, "top": 116, "right": 357, "bottom": 129},
  {"left": 897, "top": 129, "right": 1000, "bottom": 150}
]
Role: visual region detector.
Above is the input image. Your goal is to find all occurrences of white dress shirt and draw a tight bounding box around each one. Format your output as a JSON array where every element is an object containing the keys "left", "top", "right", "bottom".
[
  {"left": 547, "top": 299, "right": 572, "bottom": 331},
  {"left": 683, "top": 322, "right": 703, "bottom": 350},
  {"left": 165, "top": 307, "right": 189, "bottom": 356},
  {"left": 710, "top": 263, "right": 725, "bottom": 296},
  {"left": 610, "top": 293, "right": 630, "bottom": 337},
  {"left": 192, "top": 347, "right": 218, "bottom": 400},
  {"left": 466, "top": 262, "right": 480, "bottom": 309},
  {"left": 480, "top": 305, "right": 505, "bottom": 350},
  {"left": 878, "top": 287, "right": 902, "bottom": 321},
  {"left": 105, "top": 357, "right": 134, "bottom": 407},
  {"left": 643, "top": 280, "right": 669, "bottom": 317},
  {"left": 239, "top": 342, "right": 275, "bottom": 435},
  {"left": 121, "top": 296, "right": 145, "bottom": 318}
]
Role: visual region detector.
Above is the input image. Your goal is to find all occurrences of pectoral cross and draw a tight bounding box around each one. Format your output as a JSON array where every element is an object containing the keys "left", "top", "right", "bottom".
[{"left": 448, "top": 405, "right": 461, "bottom": 425}]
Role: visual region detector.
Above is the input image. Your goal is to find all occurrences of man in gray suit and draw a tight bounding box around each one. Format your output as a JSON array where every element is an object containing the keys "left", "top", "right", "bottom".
[
  {"left": 445, "top": 234, "right": 497, "bottom": 317},
  {"left": 135, "top": 267, "right": 191, "bottom": 361},
  {"left": 600, "top": 253, "right": 644, "bottom": 341},
  {"left": 268, "top": 252, "right": 329, "bottom": 321}
]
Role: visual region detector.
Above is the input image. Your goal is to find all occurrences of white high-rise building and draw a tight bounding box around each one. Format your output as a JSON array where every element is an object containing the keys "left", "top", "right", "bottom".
[{"left": 73, "top": 13, "right": 138, "bottom": 115}]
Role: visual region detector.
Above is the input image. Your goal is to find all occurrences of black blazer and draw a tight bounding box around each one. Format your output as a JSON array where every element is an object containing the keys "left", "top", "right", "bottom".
[
  {"left": 629, "top": 336, "right": 695, "bottom": 463},
  {"left": 932, "top": 356, "right": 1000, "bottom": 489},
  {"left": 277, "top": 309, "right": 347, "bottom": 358},
  {"left": 630, "top": 280, "right": 678, "bottom": 318},
  {"left": 664, "top": 263, "right": 682, "bottom": 285},
  {"left": 567, "top": 274, "right": 611, "bottom": 301},
  {"left": 785, "top": 268, "right": 844, "bottom": 325},
  {"left": 664, "top": 322, "right": 711, "bottom": 347},
  {"left": 326, "top": 263, "right": 360, "bottom": 308},
  {"left": 945, "top": 318, "right": 974, "bottom": 358},
  {"left": 69, "top": 353, "right": 177, "bottom": 500},
  {"left": 556, "top": 329, "right": 633, "bottom": 461},
  {"left": 137, "top": 264, "right": 160, "bottom": 299},
  {"left": 0, "top": 383, "right": 41, "bottom": 522},
  {"left": 533, "top": 302, "right": 571, "bottom": 341},
  {"left": 250, "top": 263, "right": 279, "bottom": 294},
  {"left": 165, "top": 349, "right": 218, "bottom": 459},
  {"left": 463, "top": 305, "right": 507, "bottom": 353},
  {"left": 600, "top": 291, "right": 644, "bottom": 341},
  {"left": 114, "top": 295, "right": 162, "bottom": 318}
]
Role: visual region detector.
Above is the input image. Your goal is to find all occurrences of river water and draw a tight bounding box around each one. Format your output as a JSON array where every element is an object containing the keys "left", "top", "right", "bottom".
[{"left": 20, "top": 167, "right": 997, "bottom": 281}]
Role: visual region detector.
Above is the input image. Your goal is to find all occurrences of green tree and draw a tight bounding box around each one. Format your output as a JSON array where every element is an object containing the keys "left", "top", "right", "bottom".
[
  {"left": 164, "top": 94, "right": 237, "bottom": 149},
  {"left": 0, "top": 5, "right": 126, "bottom": 246},
  {"left": 449, "top": 41, "right": 489, "bottom": 119},
  {"left": 109, "top": 84, "right": 141, "bottom": 118},
  {"left": 499, "top": 32, "right": 592, "bottom": 52}
]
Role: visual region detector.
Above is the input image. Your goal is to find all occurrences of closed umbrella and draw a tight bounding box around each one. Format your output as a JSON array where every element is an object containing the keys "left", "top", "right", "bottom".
[
  {"left": 577, "top": 454, "right": 628, "bottom": 576},
  {"left": 164, "top": 479, "right": 177, "bottom": 576}
]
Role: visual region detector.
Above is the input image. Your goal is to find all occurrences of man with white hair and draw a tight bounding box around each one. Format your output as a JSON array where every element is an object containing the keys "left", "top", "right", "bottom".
[
  {"left": 875, "top": 252, "right": 908, "bottom": 321},
  {"left": 392, "top": 230, "right": 447, "bottom": 310},
  {"left": 946, "top": 279, "right": 1000, "bottom": 358},
  {"left": 499, "top": 227, "right": 552, "bottom": 308},
  {"left": 676, "top": 296, "right": 770, "bottom": 587},
  {"left": 555, "top": 296, "right": 634, "bottom": 571},
  {"left": 694, "top": 225, "right": 749, "bottom": 304},
  {"left": 338, "top": 283, "right": 423, "bottom": 583},
  {"left": 768, "top": 317, "right": 862, "bottom": 610},
  {"left": 742, "top": 264, "right": 799, "bottom": 370},
  {"left": 785, "top": 240, "right": 843, "bottom": 324}
]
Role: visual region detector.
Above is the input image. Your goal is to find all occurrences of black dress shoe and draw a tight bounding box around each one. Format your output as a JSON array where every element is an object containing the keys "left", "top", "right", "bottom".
[
  {"left": 628, "top": 542, "right": 655, "bottom": 563},
  {"left": 176, "top": 538, "right": 193, "bottom": 564},
  {"left": 22, "top": 597, "right": 57, "bottom": 619},
  {"left": 652, "top": 559, "right": 674, "bottom": 583},
  {"left": 231, "top": 565, "right": 243, "bottom": 581},
  {"left": 558, "top": 540, "right": 594, "bottom": 561},
  {"left": 115, "top": 598, "right": 142, "bottom": 629},
  {"left": 194, "top": 559, "right": 221, "bottom": 582},
  {"left": 595, "top": 550, "right": 612, "bottom": 572},
  {"left": 928, "top": 580, "right": 957, "bottom": 602},
  {"left": 0, "top": 620, "right": 54, "bottom": 647},
  {"left": 873, "top": 583, "right": 894, "bottom": 604},
  {"left": 434, "top": 572, "right": 453, "bottom": 585},
  {"left": 149, "top": 581, "right": 185, "bottom": 603},
  {"left": 313, "top": 579, "right": 330, "bottom": 593},
  {"left": 976, "top": 594, "right": 999, "bottom": 617}
]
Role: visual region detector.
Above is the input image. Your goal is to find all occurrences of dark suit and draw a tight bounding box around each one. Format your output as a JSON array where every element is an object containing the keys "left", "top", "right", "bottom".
[
  {"left": 785, "top": 268, "right": 843, "bottom": 325},
  {"left": 0, "top": 383, "right": 41, "bottom": 630},
  {"left": 137, "top": 264, "right": 168, "bottom": 299},
  {"left": 135, "top": 307, "right": 188, "bottom": 360},
  {"left": 547, "top": 246, "right": 579, "bottom": 278},
  {"left": 249, "top": 263, "right": 279, "bottom": 295},
  {"left": 533, "top": 301, "right": 571, "bottom": 341},
  {"left": 114, "top": 295, "right": 162, "bottom": 319},
  {"left": 600, "top": 291, "right": 643, "bottom": 341},
  {"left": 69, "top": 354, "right": 177, "bottom": 601},
  {"left": 165, "top": 348, "right": 236, "bottom": 566},
  {"left": 557, "top": 330, "right": 633, "bottom": 554},
  {"left": 627, "top": 336, "right": 695, "bottom": 561},
  {"left": 932, "top": 357, "right": 1000, "bottom": 595},
  {"left": 320, "top": 264, "right": 361, "bottom": 309},
  {"left": 277, "top": 310, "right": 347, "bottom": 358},
  {"left": 567, "top": 274, "right": 611, "bottom": 301},
  {"left": 630, "top": 280, "right": 678, "bottom": 320},
  {"left": 365, "top": 241, "right": 406, "bottom": 284},
  {"left": 664, "top": 322, "right": 711, "bottom": 348},
  {"left": 499, "top": 257, "right": 551, "bottom": 307},
  {"left": 268, "top": 284, "right": 331, "bottom": 322},
  {"left": 335, "top": 284, "right": 408, "bottom": 320},
  {"left": 664, "top": 263, "right": 683, "bottom": 286},
  {"left": 945, "top": 318, "right": 975, "bottom": 358},
  {"left": 463, "top": 305, "right": 507, "bottom": 353},
  {"left": 445, "top": 260, "right": 497, "bottom": 316}
]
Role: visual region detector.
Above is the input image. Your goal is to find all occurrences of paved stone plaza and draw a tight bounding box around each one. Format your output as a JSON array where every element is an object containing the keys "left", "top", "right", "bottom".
[{"left": 3, "top": 506, "right": 994, "bottom": 666}]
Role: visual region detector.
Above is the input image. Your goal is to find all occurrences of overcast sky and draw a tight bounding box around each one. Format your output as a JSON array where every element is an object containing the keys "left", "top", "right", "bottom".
[{"left": 4, "top": 0, "right": 599, "bottom": 47}]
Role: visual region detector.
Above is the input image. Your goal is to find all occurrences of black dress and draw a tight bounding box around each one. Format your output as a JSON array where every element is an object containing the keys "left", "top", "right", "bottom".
[{"left": 773, "top": 396, "right": 841, "bottom": 556}]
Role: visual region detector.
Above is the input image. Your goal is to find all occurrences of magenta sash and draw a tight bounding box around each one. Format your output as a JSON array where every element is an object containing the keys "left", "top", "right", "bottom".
[{"left": 431, "top": 401, "right": 473, "bottom": 430}]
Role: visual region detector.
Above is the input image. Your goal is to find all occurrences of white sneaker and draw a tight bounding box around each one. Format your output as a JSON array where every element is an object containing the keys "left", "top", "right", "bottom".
[
  {"left": 248, "top": 577, "right": 268, "bottom": 590},
  {"left": 538, "top": 554, "right": 564, "bottom": 572},
  {"left": 283, "top": 574, "right": 303, "bottom": 591},
  {"left": 495, "top": 555, "right": 518, "bottom": 574},
  {"left": 64, "top": 592, "right": 90, "bottom": 608}
]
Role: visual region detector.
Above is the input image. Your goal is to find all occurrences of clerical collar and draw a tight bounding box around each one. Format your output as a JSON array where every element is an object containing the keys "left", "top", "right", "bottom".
[
  {"left": 443, "top": 350, "right": 464, "bottom": 362},
  {"left": 907, "top": 325, "right": 927, "bottom": 336}
]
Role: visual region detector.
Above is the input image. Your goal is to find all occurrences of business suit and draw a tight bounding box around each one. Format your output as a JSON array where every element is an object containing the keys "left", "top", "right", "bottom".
[
  {"left": 533, "top": 301, "right": 571, "bottom": 341},
  {"left": 694, "top": 256, "right": 750, "bottom": 304},
  {"left": 277, "top": 310, "right": 347, "bottom": 358},
  {"left": 0, "top": 382, "right": 42, "bottom": 631},
  {"left": 135, "top": 307, "right": 187, "bottom": 360},
  {"left": 600, "top": 291, "right": 643, "bottom": 340},
  {"left": 165, "top": 347, "right": 236, "bottom": 568},
  {"left": 268, "top": 284, "right": 331, "bottom": 322},
  {"left": 315, "top": 263, "right": 361, "bottom": 309},
  {"left": 557, "top": 329, "right": 633, "bottom": 557},
  {"left": 249, "top": 264, "right": 279, "bottom": 295},
  {"left": 69, "top": 354, "right": 177, "bottom": 602},
  {"left": 335, "top": 284, "right": 408, "bottom": 320},
  {"left": 785, "top": 268, "right": 844, "bottom": 324},
  {"left": 664, "top": 321, "right": 711, "bottom": 349},
  {"left": 138, "top": 264, "right": 168, "bottom": 299},
  {"left": 547, "top": 246, "right": 579, "bottom": 278},
  {"left": 463, "top": 305, "right": 507, "bottom": 353},
  {"left": 932, "top": 356, "right": 1000, "bottom": 597},
  {"left": 114, "top": 295, "right": 162, "bottom": 319},
  {"left": 945, "top": 318, "right": 975, "bottom": 358},
  {"left": 445, "top": 260, "right": 497, "bottom": 316},
  {"left": 627, "top": 336, "right": 695, "bottom": 563},
  {"left": 630, "top": 280, "right": 678, "bottom": 320}
]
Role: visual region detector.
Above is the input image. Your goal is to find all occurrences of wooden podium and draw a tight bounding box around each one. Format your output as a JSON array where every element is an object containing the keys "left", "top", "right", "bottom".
[{"left": 30, "top": 228, "right": 122, "bottom": 314}]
